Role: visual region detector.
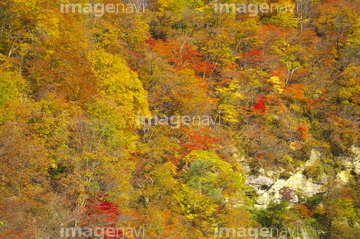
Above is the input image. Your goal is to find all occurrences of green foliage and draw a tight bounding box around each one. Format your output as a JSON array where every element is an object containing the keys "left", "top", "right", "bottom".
[
  {"left": 255, "top": 201, "right": 297, "bottom": 233},
  {"left": 184, "top": 150, "right": 246, "bottom": 202}
]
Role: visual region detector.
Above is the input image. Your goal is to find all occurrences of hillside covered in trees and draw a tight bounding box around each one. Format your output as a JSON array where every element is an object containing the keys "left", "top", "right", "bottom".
[{"left": 1, "top": 0, "right": 360, "bottom": 238}]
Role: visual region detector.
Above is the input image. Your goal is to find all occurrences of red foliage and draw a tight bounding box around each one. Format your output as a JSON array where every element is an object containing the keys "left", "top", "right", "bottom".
[
  {"left": 130, "top": 51, "right": 145, "bottom": 58},
  {"left": 145, "top": 38, "right": 156, "bottom": 50},
  {"left": 152, "top": 40, "right": 216, "bottom": 77},
  {"left": 85, "top": 193, "right": 126, "bottom": 238},
  {"left": 297, "top": 127, "right": 305, "bottom": 133},
  {"left": 253, "top": 97, "right": 267, "bottom": 113},
  {"left": 181, "top": 128, "right": 219, "bottom": 155}
]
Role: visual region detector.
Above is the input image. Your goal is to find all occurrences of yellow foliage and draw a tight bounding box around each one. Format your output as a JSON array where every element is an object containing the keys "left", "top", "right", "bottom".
[{"left": 268, "top": 76, "right": 284, "bottom": 94}]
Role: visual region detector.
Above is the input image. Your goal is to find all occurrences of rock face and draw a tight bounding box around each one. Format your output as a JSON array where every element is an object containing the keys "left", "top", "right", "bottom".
[
  {"left": 241, "top": 146, "right": 360, "bottom": 209},
  {"left": 245, "top": 150, "right": 324, "bottom": 208},
  {"left": 245, "top": 147, "right": 360, "bottom": 208},
  {"left": 352, "top": 146, "right": 360, "bottom": 175},
  {"left": 336, "top": 146, "right": 360, "bottom": 184},
  {"left": 246, "top": 175, "right": 274, "bottom": 189},
  {"left": 244, "top": 147, "right": 360, "bottom": 208}
]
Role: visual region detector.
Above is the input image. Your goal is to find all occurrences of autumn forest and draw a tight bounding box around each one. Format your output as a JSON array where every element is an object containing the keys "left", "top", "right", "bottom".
[{"left": 1, "top": 0, "right": 360, "bottom": 238}]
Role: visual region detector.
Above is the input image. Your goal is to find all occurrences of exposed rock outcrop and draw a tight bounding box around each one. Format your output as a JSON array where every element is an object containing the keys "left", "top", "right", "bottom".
[
  {"left": 242, "top": 147, "right": 360, "bottom": 208},
  {"left": 245, "top": 150, "right": 323, "bottom": 208}
]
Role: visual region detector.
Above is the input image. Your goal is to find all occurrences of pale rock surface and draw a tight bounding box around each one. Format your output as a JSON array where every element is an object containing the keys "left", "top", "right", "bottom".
[
  {"left": 352, "top": 146, "right": 360, "bottom": 175},
  {"left": 247, "top": 150, "right": 324, "bottom": 208},
  {"left": 238, "top": 147, "right": 360, "bottom": 209}
]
